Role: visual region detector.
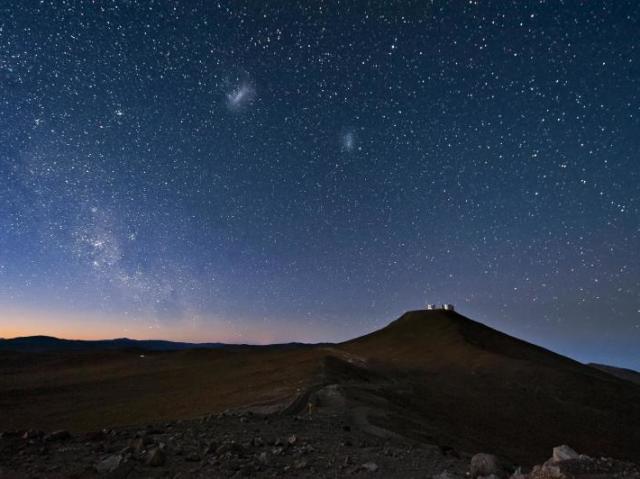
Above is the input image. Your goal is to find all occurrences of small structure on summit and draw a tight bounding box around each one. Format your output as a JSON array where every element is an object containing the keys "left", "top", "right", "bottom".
[{"left": 425, "top": 304, "right": 455, "bottom": 311}]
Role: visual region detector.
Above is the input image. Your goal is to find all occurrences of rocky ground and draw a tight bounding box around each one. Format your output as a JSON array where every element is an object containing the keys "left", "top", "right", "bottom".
[
  {"left": 0, "top": 412, "right": 469, "bottom": 478},
  {"left": 1, "top": 412, "right": 639, "bottom": 479},
  {"left": 512, "top": 444, "right": 640, "bottom": 479}
]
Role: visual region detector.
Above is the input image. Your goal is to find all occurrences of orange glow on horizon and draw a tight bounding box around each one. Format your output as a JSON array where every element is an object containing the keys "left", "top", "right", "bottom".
[
  {"left": 0, "top": 306, "right": 241, "bottom": 343},
  {"left": 0, "top": 305, "right": 341, "bottom": 344}
]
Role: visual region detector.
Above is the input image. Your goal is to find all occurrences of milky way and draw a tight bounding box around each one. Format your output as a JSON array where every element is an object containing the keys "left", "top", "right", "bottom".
[{"left": 0, "top": 2, "right": 638, "bottom": 367}]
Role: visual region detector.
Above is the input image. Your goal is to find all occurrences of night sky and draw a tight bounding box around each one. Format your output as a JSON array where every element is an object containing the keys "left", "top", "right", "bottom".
[{"left": 1, "top": 2, "right": 639, "bottom": 369}]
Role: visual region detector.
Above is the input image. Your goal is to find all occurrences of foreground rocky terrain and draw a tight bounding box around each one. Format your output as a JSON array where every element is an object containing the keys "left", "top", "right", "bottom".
[
  {"left": 3, "top": 310, "right": 640, "bottom": 477},
  {"left": 512, "top": 444, "right": 640, "bottom": 479},
  {"left": 2, "top": 412, "right": 639, "bottom": 479},
  {"left": 0, "top": 411, "right": 469, "bottom": 478}
]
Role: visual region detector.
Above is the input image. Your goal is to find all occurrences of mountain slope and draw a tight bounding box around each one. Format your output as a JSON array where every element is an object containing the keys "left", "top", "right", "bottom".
[
  {"left": 337, "top": 310, "right": 640, "bottom": 465},
  {"left": 589, "top": 363, "right": 640, "bottom": 385}
]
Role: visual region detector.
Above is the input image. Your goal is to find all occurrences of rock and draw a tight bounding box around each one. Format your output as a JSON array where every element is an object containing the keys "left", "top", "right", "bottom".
[
  {"left": 252, "top": 436, "right": 264, "bottom": 447},
  {"left": 552, "top": 445, "right": 579, "bottom": 462},
  {"left": 361, "top": 462, "right": 379, "bottom": 473},
  {"left": 440, "top": 445, "right": 461, "bottom": 458},
  {"left": 299, "top": 443, "right": 314, "bottom": 454},
  {"left": 22, "top": 430, "right": 43, "bottom": 441},
  {"left": 471, "top": 453, "right": 503, "bottom": 479},
  {"left": 433, "top": 472, "right": 457, "bottom": 479},
  {"left": 287, "top": 434, "right": 297, "bottom": 446},
  {"left": 44, "top": 430, "right": 71, "bottom": 442},
  {"left": 509, "top": 467, "right": 527, "bottom": 479},
  {"left": 540, "top": 459, "right": 563, "bottom": 477},
  {"left": 512, "top": 454, "right": 640, "bottom": 479},
  {"left": 185, "top": 451, "right": 201, "bottom": 462},
  {"left": 96, "top": 454, "right": 123, "bottom": 474},
  {"left": 216, "top": 441, "right": 244, "bottom": 456},
  {"left": 203, "top": 442, "right": 217, "bottom": 456},
  {"left": 127, "top": 437, "right": 145, "bottom": 454},
  {"left": 146, "top": 447, "right": 166, "bottom": 467},
  {"left": 84, "top": 430, "right": 106, "bottom": 442}
]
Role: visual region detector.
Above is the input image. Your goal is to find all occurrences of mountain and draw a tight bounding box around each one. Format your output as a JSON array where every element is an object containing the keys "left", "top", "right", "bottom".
[
  {"left": 1, "top": 309, "right": 639, "bottom": 467},
  {"left": 0, "top": 335, "right": 227, "bottom": 352},
  {"left": 589, "top": 362, "right": 640, "bottom": 385},
  {"left": 336, "top": 310, "right": 640, "bottom": 464}
]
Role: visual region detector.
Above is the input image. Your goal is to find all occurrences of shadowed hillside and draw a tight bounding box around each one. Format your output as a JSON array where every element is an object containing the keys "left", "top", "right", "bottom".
[
  {"left": 0, "top": 347, "right": 326, "bottom": 432},
  {"left": 339, "top": 310, "right": 640, "bottom": 464},
  {"left": 589, "top": 362, "right": 640, "bottom": 385}
]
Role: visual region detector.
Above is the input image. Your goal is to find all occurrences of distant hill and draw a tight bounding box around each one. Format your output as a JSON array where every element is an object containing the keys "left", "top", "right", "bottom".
[
  {"left": 589, "top": 362, "right": 640, "bottom": 385},
  {"left": 0, "top": 335, "right": 227, "bottom": 352},
  {"left": 0, "top": 335, "right": 318, "bottom": 353}
]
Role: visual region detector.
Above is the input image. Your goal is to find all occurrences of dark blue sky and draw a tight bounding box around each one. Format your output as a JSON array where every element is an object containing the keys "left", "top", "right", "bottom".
[{"left": 1, "top": 1, "right": 639, "bottom": 368}]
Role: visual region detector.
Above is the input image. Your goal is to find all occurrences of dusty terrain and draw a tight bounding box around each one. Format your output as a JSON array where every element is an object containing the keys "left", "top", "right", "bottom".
[
  {"left": 0, "top": 412, "right": 470, "bottom": 478},
  {"left": 2, "top": 310, "right": 640, "bottom": 477}
]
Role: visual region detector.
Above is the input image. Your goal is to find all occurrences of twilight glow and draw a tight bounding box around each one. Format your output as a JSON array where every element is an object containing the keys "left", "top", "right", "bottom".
[{"left": 0, "top": 2, "right": 638, "bottom": 369}]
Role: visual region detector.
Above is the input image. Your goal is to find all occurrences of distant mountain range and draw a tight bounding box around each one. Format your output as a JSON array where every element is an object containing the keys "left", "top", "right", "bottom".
[
  {"left": 0, "top": 335, "right": 317, "bottom": 353},
  {"left": 0, "top": 335, "right": 228, "bottom": 353}
]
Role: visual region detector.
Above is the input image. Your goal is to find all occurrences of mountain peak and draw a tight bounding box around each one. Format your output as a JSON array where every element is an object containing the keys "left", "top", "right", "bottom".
[{"left": 343, "top": 309, "right": 587, "bottom": 373}]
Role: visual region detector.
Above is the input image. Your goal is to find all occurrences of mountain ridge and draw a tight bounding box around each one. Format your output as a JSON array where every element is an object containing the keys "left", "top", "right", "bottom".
[{"left": 0, "top": 335, "right": 322, "bottom": 353}]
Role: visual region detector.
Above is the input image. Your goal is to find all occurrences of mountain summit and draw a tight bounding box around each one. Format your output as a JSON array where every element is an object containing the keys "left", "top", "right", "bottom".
[{"left": 337, "top": 310, "right": 640, "bottom": 463}]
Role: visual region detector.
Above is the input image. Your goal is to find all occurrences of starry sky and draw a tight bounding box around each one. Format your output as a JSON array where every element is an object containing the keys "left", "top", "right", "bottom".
[{"left": 1, "top": 1, "right": 639, "bottom": 368}]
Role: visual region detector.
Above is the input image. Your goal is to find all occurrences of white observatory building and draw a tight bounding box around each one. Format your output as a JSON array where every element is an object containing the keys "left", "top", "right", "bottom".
[{"left": 426, "top": 304, "right": 455, "bottom": 311}]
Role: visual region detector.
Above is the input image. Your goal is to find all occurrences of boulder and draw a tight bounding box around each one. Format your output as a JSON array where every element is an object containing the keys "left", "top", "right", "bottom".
[
  {"left": 184, "top": 451, "right": 201, "bottom": 462},
  {"left": 96, "top": 454, "right": 123, "bottom": 474},
  {"left": 145, "top": 447, "right": 166, "bottom": 467},
  {"left": 361, "top": 462, "right": 379, "bottom": 473},
  {"left": 471, "top": 453, "right": 503, "bottom": 478},
  {"left": 552, "top": 445, "right": 579, "bottom": 462},
  {"left": 84, "top": 430, "right": 106, "bottom": 442},
  {"left": 44, "top": 430, "right": 70, "bottom": 442},
  {"left": 433, "top": 472, "right": 458, "bottom": 479},
  {"left": 127, "top": 437, "right": 145, "bottom": 454},
  {"left": 21, "top": 430, "right": 43, "bottom": 441}
]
